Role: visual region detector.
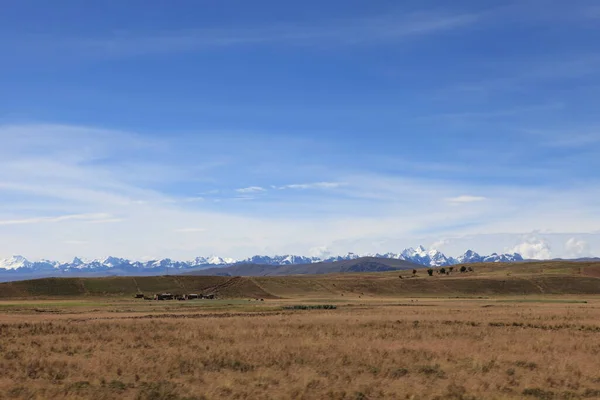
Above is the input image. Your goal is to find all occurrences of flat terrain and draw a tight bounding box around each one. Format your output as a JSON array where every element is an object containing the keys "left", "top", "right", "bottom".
[{"left": 1, "top": 261, "right": 600, "bottom": 399}]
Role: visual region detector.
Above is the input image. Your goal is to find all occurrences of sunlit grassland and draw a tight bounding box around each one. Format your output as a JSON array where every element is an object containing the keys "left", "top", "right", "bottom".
[{"left": 1, "top": 296, "right": 600, "bottom": 399}]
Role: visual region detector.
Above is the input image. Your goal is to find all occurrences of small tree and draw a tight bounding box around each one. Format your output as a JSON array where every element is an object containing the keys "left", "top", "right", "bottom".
[
  {"left": 440, "top": 267, "right": 446, "bottom": 274},
  {"left": 412, "top": 269, "right": 417, "bottom": 276},
  {"left": 460, "top": 266, "right": 467, "bottom": 273},
  {"left": 427, "top": 269, "right": 433, "bottom": 276},
  {"left": 449, "top": 266, "right": 454, "bottom": 273}
]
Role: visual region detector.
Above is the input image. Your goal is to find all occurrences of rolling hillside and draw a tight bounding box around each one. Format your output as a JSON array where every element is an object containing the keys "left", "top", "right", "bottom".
[
  {"left": 0, "top": 261, "right": 599, "bottom": 299},
  {"left": 186, "top": 256, "right": 420, "bottom": 276}
]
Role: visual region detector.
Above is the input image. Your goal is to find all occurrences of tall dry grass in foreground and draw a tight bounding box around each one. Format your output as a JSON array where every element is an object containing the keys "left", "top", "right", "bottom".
[{"left": 1, "top": 301, "right": 600, "bottom": 399}]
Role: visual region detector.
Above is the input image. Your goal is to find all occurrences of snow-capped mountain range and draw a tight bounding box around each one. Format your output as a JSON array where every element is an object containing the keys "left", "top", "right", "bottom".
[{"left": 0, "top": 246, "right": 523, "bottom": 275}]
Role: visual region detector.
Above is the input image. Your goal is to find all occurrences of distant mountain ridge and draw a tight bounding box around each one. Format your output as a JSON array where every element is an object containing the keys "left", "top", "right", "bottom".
[
  {"left": 0, "top": 246, "right": 523, "bottom": 278},
  {"left": 187, "top": 257, "right": 420, "bottom": 277}
]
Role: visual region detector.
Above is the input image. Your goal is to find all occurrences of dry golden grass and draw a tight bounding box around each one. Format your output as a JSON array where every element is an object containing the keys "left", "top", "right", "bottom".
[{"left": 2, "top": 298, "right": 600, "bottom": 400}]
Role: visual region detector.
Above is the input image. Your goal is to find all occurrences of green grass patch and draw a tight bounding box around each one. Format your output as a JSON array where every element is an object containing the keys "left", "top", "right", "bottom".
[{"left": 0, "top": 301, "right": 109, "bottom": 308}]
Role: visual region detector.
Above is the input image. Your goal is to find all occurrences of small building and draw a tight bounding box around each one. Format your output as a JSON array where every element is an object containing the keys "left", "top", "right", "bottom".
[{"left": 154, "top": 293, "right": 175, "bottom": 300}]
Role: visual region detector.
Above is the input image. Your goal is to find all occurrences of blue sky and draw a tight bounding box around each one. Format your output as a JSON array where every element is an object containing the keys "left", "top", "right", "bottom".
[{"left": 1, "top": 0, "right": 599, "bottom": 261}]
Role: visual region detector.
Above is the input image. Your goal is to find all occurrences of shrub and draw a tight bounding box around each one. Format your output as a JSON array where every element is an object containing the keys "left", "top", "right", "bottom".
[
  {"left": 515, "top": 361, "right": 537, "bottom": 370},
  {"left": 412, "top": 269, "right": 417, "bottom": 275},
  {"left": 354, "top": 392, "right": 368, "bottom": 400},
  {"left": 522, "top": 388, "right": 554, "bottom": 399},
  {"left": 468, "top": 266, "right": 474, "bottom": 272},
  {"left": 109, "top": 380, "right": 128, "bottom": 392},
  {"left": 67, "top": 381, "right": 91, "bottom": 392},
  {"left": 417, "top": 364, "right": 446, "bottom": 378},
  {"left": 460, "top": 266, "right": 467, "bottom": 273},
  {"left": 136, "top": 381, "right": 179, "bottom": 400},
  {"left": 390, "top": 368, "right": 409, "bottom": 378},
  {"left": 448, "top": 267, "right": 454, "bottom": 272},
  {"left": 440, "top": 268, "right": 446, "bottom": 274},
  {"left": 584, "top": 389, "right": 600, "bottom": 397},
  {"left": 427, "top": 269, "right": 434, "bottom": 276}
]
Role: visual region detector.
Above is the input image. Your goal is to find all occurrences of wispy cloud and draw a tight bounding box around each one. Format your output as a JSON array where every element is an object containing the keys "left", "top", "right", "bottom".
[
  {"left": 175, "top": 228, "right": 206, "bottom": 233},
  {"left": 544, "top": 133, "right": 600, "bottom": 148},
  {"left": 279, "top": 182, "right": 345, "bottom": 190},
  {"left": 86, "top": 218, "right": 123, "bottom": 224},
  {"left": 445, "top": 195, "right": 487, "bottom": 204},
  {"left": 443, "top": 54, "right": 600, "bottom": 97},
  {"left": 587, "top": 6, "right": 600, "bottom": 19},
  {"left": 162, "top": 196, "right": 205, "bottom": 204},
  {"left": 231, "top": 196, "right": 258, "bottom": 201},
  {"left": 64, "top": 240, "right": 89, "bottom": 245},
  {"left": 1, "top": 123, "right": 599, "bottom": 261},
  {"left": 0, "top": 213, "right": 115, "bottom": 226},
  {"left": 236, "top": 186, "right": 266, "bottom": 194},
  {"left": 523, "top": 128, "right": 600, "bottom": 148},
  {"left": 13, "top": 11, "right": 480, "bottom": 58},
  {"left": 427, "top": 103, "right": 564, "bottom": 122}
]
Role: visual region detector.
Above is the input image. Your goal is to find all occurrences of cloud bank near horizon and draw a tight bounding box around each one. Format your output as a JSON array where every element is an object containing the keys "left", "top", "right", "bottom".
[{"left": 0, "top": 123, "right": 598, "bottom": 262}]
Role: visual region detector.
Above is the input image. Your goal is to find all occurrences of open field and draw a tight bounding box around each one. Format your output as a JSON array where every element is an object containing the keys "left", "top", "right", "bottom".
[
  {"left": 1, "top": 262, "right": 600, "bottom": 399},
  {"left": 2, "top": 297, "right": 600, "bottom": 399}
]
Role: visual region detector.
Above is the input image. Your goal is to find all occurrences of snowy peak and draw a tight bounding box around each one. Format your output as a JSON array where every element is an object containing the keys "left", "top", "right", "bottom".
[
  {"left": 237, "top": 254, "right": 319, "bottom": 266},
  {"left": 0, "top": 247, "right": 526, "bottom": 274},
  {"left": 483, "top": 253, "right": 523, "bottom": 263},
  {"left": 457, "top": 250, "right": 482, "bottom": 264},
  {"left": 190, "top": 256, "right": 232, "bottom": 266},
  {"left": 207, "top": 256, "right": 227, "bottom": 265},
  {"left": 102, "top": 256, "right": 128, "bottom": 267},
  {"left": 0, "top": 255, "right": 31, "bottom": 270},
  {"left": 71, "top": 257, "right": 85, "bottom": 267}
]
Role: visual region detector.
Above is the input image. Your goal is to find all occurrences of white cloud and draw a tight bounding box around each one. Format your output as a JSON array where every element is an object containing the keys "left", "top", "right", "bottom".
[
  {"left": 309, "top": 246, "right": 332, "bottom": 258},
  {"left": 235, "top": 186, "right": 266, "bottom": 193},
  {"left": 280, "top": 182, "right": 344, "bottom": 190},
  {"left": 0, "top": 123, "right": 599, "bottom": 261},
  {"left": 511, "top": 237, "right": 552, "bottom": 260},
  {"left": 86, "top": 218, "right": 123, "bottom": 224},
  {"left": 430, "top": 238, "right": 451, "bottom": 250},
  {"left": 565, "top": 237, "right": 590, "bottom": 258},
  {"left": 445, "top": 195, "right": 487, "bottom": 204},
  {"left": 186, "top": 197, "right": 205, "bottom": 202},
  {"left": 175, "top": 228, "right": 207, "bottom": 233},
  {"left": 0, "top": 213, "right": 115, "bottom": 226}
]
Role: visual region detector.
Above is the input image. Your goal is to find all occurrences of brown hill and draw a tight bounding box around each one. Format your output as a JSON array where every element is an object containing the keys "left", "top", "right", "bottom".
[
  {"left": 0, "top": 261, "right": 599, "bottom": 299},
  {"left": 187, "top": 257, "right": 419, "bottom": 276}
]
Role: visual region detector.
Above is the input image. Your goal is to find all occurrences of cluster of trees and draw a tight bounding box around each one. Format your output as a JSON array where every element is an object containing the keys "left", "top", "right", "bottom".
[
  {"left": 426, "top": 266, "right": 474, "bottom": 276},
  {"left": 403, "top": 266, "right": 474, "bottom": 278}
]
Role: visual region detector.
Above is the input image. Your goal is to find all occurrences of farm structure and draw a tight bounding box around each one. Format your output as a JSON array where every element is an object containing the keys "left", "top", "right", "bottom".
[{"left": 149, "top": 293, "right": 215, "bottom": 300}]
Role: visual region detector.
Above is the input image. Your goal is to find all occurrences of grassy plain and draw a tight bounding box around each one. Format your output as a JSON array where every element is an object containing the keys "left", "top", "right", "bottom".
[{"left": 1, "top": 262, "right": 600, "bottom": 399}]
